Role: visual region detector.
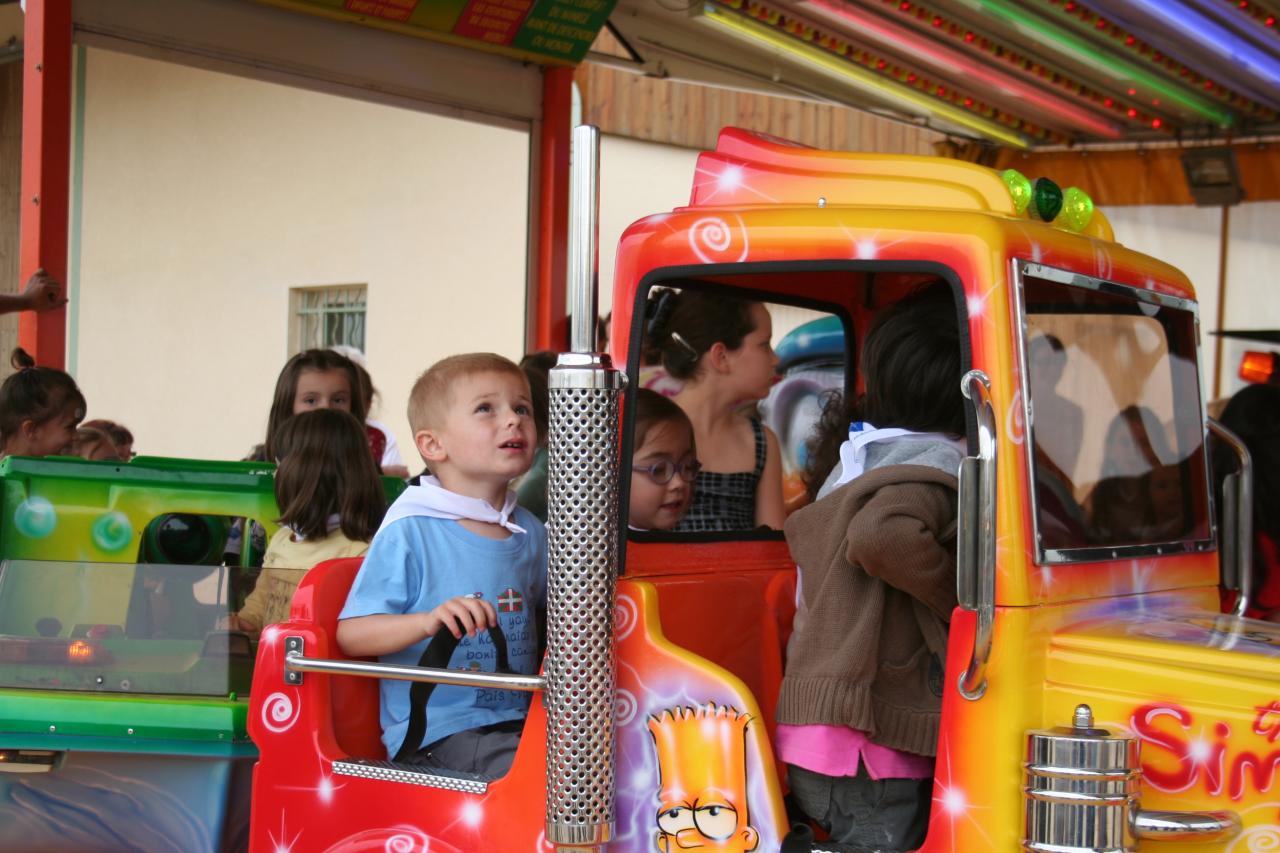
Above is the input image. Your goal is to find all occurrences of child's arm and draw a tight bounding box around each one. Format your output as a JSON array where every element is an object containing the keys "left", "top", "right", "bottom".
[
  {"left": 0, "top": 270, "right": 66, "bottom": 315},
  {"left": 337, "top": 596, "right": 498, "bottom": 658},
  {"left": 755, "top": 425, "right": 786, "bottom": 530},
  {"left": 846, "top": 482, "right": 958, "bottom": 617}
]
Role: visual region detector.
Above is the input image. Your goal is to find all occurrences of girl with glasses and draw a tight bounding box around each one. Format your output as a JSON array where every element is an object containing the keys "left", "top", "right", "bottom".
[{"left": 629, "top": 389, "right": 699, "bottom": 531}]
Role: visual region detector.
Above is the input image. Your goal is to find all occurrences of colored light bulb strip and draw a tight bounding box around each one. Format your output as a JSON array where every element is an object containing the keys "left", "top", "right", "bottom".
[
  {"left": 875, "top": 0, "right": 1172, "bottom": 129},
  {"left": 1219, "top": 0, "right": 1279, "bottom": 33},
  {"left": 951, "top": 0, "right": 1236, "bottom": 125},
  {"left": 1045, "top": 0, "right": 1276, "bottom": 118},
  {"left": 804, "top": 0, "right": 1123, "bottom": 137},
  {"left": 701, "top": 5, "right": 1032, "bottom": 147},
  {"left": 721, "top": 0, "right": 1069, "bottom": 141},
  {"left": 1113, "top": 0, "right": 1280, "bottom": 93}
]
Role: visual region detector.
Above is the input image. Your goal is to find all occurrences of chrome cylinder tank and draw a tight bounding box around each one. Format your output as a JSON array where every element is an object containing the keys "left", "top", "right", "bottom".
[{"left": 1024, "top": 705, "right": 1140, "bottom": 852}]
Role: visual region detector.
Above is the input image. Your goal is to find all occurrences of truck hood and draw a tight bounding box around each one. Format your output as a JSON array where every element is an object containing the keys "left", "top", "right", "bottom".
[{"left": 1046, "top": 610, "right": 1280, "bottom": 836}]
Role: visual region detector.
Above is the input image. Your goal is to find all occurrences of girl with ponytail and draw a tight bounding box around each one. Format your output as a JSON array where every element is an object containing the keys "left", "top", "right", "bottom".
[
  {"left": 644, "top": 287, "right": 784, "bottom": 532},
  {"left": 0, "top": 348, "right": 86, "bottom": 458}
]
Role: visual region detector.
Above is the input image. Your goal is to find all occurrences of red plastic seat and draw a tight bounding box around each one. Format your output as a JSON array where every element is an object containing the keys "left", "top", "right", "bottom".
[{"left": 286, "top": 556, "right": 383, "bottom": 757}]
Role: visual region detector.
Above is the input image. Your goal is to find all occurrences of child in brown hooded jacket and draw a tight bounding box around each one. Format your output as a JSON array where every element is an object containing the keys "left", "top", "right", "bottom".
[{"left": 777, "top": 283, "right": 966, "bottom": 852}]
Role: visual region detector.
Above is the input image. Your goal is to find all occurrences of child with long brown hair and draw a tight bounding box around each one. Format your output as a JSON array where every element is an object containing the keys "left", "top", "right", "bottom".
[
  {"left": 226, "top": 408, "right": 386, "bottom": 636},
  {"left": 230, "top": 348, "right": 371, "bottom": 564},
  {"left": 256, "top": 348, "right": 368, "bottom": 461}
]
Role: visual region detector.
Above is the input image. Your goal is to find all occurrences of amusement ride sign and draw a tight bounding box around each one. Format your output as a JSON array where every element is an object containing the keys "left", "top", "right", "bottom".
[{"left": 258, "top": 0, "right": 617, "bottom": 65}]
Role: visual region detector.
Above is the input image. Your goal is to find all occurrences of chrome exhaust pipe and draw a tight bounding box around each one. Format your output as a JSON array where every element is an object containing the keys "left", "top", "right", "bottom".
[{"left": 544, "top": 124, "right": 623, "bottom": 851}]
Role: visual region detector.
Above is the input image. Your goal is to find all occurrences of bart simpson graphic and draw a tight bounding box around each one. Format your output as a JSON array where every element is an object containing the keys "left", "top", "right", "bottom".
[{"left": 647, "top": 703, "right": 759, "bottom": 852}]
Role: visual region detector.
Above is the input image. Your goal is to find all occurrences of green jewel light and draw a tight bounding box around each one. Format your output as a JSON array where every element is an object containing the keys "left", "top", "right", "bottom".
[
  {"left": 1001, "top": 169, "right": 1033, "bottom": 214},
  {"left": 13, "top": 496, "right": 56, "bottom": 538},
  {"left": 1059, "top": 186, "right": 1095, "bottom": 232},
  {"left": 91, "top": 510, "right": 134, "bottom": 553},
  {"left": 1030, "top": 177, "right": 1064, "bottom": 222}
]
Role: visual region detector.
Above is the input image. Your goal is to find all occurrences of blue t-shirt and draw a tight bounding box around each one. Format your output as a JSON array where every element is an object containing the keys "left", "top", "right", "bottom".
[{"left": 339, "top": 508, "right": 547, "bottom": 758}]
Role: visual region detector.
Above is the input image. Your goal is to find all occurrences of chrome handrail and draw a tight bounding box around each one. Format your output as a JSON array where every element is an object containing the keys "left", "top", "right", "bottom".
[
  {"left": 1132, "top": 808, "right": 1242, "bottom": 841},
  {"left": 1209, "top": 418, "right": 1253, "bottom": 618},
  {"left": 957, "top": 369, "right": 997, "bottom": 701},
  {"left": 284, "top": 651, "right": 545, "bottom": 692}
]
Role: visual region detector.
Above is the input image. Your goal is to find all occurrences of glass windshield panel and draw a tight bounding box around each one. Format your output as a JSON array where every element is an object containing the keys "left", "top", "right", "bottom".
[
  {"left": 1023, "top": 272, "right": 1210, "bottom": 557},
  {"left": 0, "top": 560, "right": 251, "bottom": 697}
]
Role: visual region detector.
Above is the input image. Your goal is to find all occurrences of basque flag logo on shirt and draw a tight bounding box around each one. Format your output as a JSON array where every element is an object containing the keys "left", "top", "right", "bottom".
[{"left": 497, "top": 588, "right": 524, "bottom": 613}]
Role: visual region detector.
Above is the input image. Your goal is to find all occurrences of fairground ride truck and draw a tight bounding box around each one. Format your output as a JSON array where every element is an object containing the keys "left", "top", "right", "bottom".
[{"left": 247, "top": 126, "right": 1269, "bottom": 852}]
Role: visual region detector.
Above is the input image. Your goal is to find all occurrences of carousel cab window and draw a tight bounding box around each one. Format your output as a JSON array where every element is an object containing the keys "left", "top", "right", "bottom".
[{"left": 635, "top": 286, "right": 837, "bottom": 535}]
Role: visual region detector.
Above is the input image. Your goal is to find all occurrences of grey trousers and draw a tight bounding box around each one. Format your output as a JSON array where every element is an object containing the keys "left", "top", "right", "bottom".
[
  {"left": 787, "top": 764, "right": 932, "bottom": 852},
  {"left": 405, "top": 719, "right": 524, "bottom": 779}
]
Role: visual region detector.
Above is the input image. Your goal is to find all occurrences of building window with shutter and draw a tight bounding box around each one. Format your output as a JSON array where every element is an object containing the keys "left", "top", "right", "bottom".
[{"left": 290, "top": 285, "right": 367, "bottom": 353}]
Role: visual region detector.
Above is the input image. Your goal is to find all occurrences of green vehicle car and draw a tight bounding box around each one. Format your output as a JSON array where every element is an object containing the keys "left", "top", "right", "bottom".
[{"left": 0, "top": 454, "right": 403, "bottom": 852}]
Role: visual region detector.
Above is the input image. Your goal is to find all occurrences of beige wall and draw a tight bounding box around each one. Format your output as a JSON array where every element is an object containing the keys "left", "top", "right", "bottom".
[
  {"left": 1217, "top": 202, "right": 1280, "bottom": 399},
  {"left": 598, "top": 134, "right": 697, "bottom": 318},
  {"left": 75, "top": 48, "right": 530, "bottom": 464},
  {"left": 1103, "top": 202, "right": 1280, "bottom": 401}
]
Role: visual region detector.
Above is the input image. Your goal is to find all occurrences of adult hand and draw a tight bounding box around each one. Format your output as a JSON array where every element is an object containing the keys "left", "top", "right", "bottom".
[{"left": 20, "top": 269, "right": 67, "bottom": 311}]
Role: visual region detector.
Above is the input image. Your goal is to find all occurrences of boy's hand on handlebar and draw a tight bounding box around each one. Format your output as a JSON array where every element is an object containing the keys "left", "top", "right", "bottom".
[{"left": 424, "top": 595, "right": 498, "bottom": 640}]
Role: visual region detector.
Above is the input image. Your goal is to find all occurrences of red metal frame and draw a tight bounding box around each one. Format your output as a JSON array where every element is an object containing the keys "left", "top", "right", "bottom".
[
  {"left": 19, "top": 0, "right": 72, "bottom": 369},
  {"left": 532, "top": 66, "right": 572, "bottom": 353}
]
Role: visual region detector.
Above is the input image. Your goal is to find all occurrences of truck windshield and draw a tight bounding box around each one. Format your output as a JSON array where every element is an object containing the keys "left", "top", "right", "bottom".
[
  {"left": 0, "top": 559, "right": 251, "bottom": 697},
  {"left": 1019, "top": 264, "right": 1212, "bottom": 562}
]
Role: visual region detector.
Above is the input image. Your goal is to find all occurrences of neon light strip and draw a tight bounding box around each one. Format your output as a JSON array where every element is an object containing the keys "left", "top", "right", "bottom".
[
  {"left": 1052, "top": 1, "right": 1270, "bottom": 115},
  {"left": 804, "top": 0, "right": 1122, "bottom": 138},
  {"left": 1122, "top": 0, "right": 1280, "bottom": 92},
  {"left": 1047, "top": 1, "right": 1273, "bottom": 118},
  {"left": 952, "top": 0, "right": 1235, "bottom": 125},
  {"left": 701, "top": 5, "right": 1030, "bottom": 148}
]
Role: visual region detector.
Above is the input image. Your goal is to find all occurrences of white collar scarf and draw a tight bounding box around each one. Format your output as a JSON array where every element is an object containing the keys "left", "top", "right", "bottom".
[
  {"left": 381, "top": 475, "right": 527, "bottom": 535},
  {"left": 820, "top": 421, "right": 967, "bottom": 498}
]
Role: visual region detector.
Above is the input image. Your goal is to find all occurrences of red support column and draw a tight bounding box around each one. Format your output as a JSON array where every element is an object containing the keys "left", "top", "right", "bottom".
[
  {"left": 18, "top": 0, "right": 72, "bottom": 368},
  {"left": 533, "top": 65, "right": 573, "bottom": 352}
]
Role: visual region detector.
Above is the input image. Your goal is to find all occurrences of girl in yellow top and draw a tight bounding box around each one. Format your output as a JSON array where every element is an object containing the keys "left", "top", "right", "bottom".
[{"left": 229, "top": 408, "right": 386, "bottom": 636}]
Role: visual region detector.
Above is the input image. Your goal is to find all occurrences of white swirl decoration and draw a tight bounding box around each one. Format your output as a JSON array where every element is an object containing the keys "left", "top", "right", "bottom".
[
  {"left": 615, "top": 688, "right": 639, "bottom": 726},
  {"left": 261, "top": 691, "right": 300, "bottom": 733},
  {"left": 614, "top": 594, "right": 639, "bottom": 641},
  {"left": 1231, "top": 823, "right": 1280, "bottom": 851},
  {"left": 1006, "top": 388, "right": 1024, "bottom": 446},
  {"left": 384, "top": 833, "right": 427, "bottom": 853},
  {"left": 688, "top": 214, "right": 749, "bottom": 264}
]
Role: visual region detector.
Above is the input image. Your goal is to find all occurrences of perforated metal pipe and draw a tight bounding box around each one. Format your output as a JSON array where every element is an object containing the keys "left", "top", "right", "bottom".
[{"left": 544, "top": 124, "right": 622, "bottom": 850}]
